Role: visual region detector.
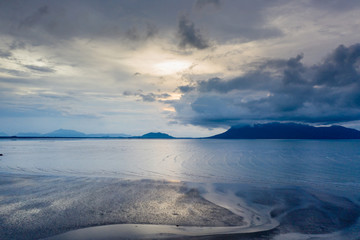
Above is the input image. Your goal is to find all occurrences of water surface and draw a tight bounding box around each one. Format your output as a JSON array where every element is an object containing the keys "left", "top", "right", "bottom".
[
  {"left": 1, "top": 139, "right": 359, "bottom": 187},
  {"left": 1, "top": 139, "right": 360, "bottom": 239}
]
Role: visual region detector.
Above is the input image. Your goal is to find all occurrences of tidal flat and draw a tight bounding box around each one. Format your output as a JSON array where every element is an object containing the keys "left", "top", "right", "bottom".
[{"left": 0, "top": 173, "right": 359, "bottom": 240}]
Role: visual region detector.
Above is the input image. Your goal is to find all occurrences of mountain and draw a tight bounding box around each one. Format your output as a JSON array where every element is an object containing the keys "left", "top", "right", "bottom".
[
  {"left": 16, "top": 132, "right": 43, "bottom": 137},
  {"left": 14, "top": 130, "right": 132, "bottom": 138},
  {"left": 0, "top": 132, "right": 8, "bottom": 137},
  {"left": 86, "top": 133, "right": 132, "bottom": 138},
  {"left": 42, "top": 129, "right": 87, "bottom": 137},
  {"left": 140, "top": 132, "right": 174, "bottom": 139},
  {"left": 210, "top": 122, "right": 360, "bottom": 139}
]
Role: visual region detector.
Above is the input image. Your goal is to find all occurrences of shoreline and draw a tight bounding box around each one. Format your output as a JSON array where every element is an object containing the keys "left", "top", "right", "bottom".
[
  {"left": 44, "top": 222, "right": 279, "bottom": 240},
  {"left": 1, "top": 172, "right": 360, "bottom": 240},
  {"left": 0, "top": 173, "right": 267, "bottom": 239}
]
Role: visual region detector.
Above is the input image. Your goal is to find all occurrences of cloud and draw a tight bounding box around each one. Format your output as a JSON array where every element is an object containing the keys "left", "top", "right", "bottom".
[
  {"left": 24, "top": 65, "right": 55, "bottom": 73},
  {"left": 9, "top": 40, "right": 26, "bottom": 50},
  {"left": 0, "top": 68, "right": 28, "bottom": 77},
  {"left": 0, "top": 0, "right": 283, "bottom": 49},
  {"left": 314, "top": 44, "right": 360, "bottom": 86},
  {"left": 18, "top": 5, "right": 49, "bottom": 29},
  {"left": 123, "top": 91, "right": 133, "bottom": 96},
  {"left": 0, "top": 49, "right": 12, "bottom": 58},
  {"left": 123, "top": 91, "right": 171, "bottom": 102},
  {"left": 195, "top": 0, "right": 221, "bottom": 10},
  {"left": 125, "top": 24, "right": 158, "bottom": 41},
  {"left": 141, "top": 93, "right": 156, "bottom": 102},
  {"left": 178, "top": 85, "right": 195, "bottom": 93},
  {"left": 144, "top": 23, "right": 158, "bottom": 39},
  {"left": 172, "top": 43, "right": 360, "bottom": 127},
  {"left": 310, "top": 0, "right": 360, "bottom": 11},
  {"left": 177, "top": 15, "right": 210, "bottom": 50}
]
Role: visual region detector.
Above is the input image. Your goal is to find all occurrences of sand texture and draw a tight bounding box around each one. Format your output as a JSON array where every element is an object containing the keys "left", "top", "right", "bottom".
[{"left": 1, "top": 173, "right": 360, "bottom": 240}]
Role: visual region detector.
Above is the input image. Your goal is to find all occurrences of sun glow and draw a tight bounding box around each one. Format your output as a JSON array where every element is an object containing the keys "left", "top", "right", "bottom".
[
  {"left": 154, "top": 60, "right": 192, "bottom": 75},
  {"left": 162, "top": 107, "right": 176, "bottom": 112}
]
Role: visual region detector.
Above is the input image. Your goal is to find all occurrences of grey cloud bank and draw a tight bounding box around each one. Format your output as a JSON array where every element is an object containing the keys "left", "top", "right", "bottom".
[
  {"left": 195, "top": 0, "right": 221, "bottom": 10},
  {"left": 178, "top": 15, "right": 210, "bottom": 50},
  {"left": 173, "top": 43, "right": 360, "bottom": 128}
]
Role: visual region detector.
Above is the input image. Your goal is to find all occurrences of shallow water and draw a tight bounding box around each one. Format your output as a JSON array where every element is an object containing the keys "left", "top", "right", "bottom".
[{"left": 0, "top": 139, "right": 360, "bottom": 239}]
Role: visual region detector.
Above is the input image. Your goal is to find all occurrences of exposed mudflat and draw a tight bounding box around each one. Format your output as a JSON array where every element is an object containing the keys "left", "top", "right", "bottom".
[
  {"left": 1, "top": 173, "right": 360, "bottom": 240},
  {"left": 0, "top": 173, "right": 246, "bottom": 240}
]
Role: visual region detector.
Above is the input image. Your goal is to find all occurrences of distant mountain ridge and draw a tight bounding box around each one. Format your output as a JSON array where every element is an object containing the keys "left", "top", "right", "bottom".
[
  {"left": 210, "top": 123, "right": 360, "bottom": 139},
  {"left": 43, "top": 129, "right": 86, "bottom": 137},
  {"left": 6, "top": 129, "right": 173, "bottom": 138},
  {"left": 2, "top": 124, "right": 360, "bottom": 139},
  {"left": 16, "top": 132, "right": 42, "bottom": 137},
  {"left": 12, "top": 129, "right": 131, "bottom": 138}
]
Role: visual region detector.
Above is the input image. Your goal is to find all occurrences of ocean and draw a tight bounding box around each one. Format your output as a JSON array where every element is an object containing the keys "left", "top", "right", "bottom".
[{"left": 0, "top": 139, "right": 360, "bottom": 239}]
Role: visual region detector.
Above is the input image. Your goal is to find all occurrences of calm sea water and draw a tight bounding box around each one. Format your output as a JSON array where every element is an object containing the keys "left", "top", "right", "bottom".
[{"left": 1, "top": 139, "right": 359, "bottom": 188}]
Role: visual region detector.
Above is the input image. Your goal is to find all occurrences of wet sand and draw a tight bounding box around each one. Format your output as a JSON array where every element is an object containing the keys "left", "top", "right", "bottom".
[
  {"left": 0, "top": 173, "right": 359, "bottom": 240},
  {"left": 0, "top": 173, "right": 248, "bottom": 240}
]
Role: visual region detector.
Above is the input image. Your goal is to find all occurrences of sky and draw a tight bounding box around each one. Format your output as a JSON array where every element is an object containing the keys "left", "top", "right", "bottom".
[{"left": 1, "top": 0, "right": 360, "bottom": 137}]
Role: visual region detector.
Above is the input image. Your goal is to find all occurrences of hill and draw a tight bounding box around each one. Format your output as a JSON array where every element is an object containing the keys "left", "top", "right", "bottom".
[
  {"left": 11, "top": 130, "right": 132, "bottom": 138},
  {"left": 140, "top": 132, "right": 174, "bottom": 139},
  {"left": 42, "top": 129, "right": 87, "bottom": 137},
  {"left": 210, "top": 122, "right": 360, "bottom": 139},
  {"left": 16, "top": 132, "right": 43, "bottom": 137}
]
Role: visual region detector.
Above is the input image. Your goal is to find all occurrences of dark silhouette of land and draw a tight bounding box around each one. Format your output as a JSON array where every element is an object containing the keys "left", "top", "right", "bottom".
[
  {"left": 140, "top": 132, "right": 174, "bottom": 139},
  {"left": 210, "top": 122, "right": 360, "bottom": 139},
  {"left": 2, "top": 123, "right": 360, "bottom": 139}
]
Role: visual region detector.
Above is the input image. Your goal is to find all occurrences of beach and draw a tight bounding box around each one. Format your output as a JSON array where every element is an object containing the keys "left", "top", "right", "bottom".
[
  {"left": 1, "top": 172, "right": 359, "bottom": 240},
  {"left": 0, "top": 173, "right": 271, "bottom": 239}
]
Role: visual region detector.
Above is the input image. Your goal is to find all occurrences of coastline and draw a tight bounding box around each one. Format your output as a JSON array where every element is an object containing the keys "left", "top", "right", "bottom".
[
  {"left": 1, "top": 172, "right": 359, "bottom": 240},
  {"left": 0, "top": 172, "right": 273, "bottom": 240}
]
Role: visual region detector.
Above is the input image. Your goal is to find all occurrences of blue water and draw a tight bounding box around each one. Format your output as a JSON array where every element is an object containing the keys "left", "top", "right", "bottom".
[{"left": 1, "top": 139, "right": 359, "bottom": 186}]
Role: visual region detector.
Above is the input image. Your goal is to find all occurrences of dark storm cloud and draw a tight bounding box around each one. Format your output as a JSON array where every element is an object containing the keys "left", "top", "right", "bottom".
[
  {"left": 178, "top": 15, "right": 210, "bottom": 50},
  {"left": 0, "top": 1, "right": 126, "bottom": 43},
  {"left": 173, "top": 43, "right": 360, "bottom": 127},
  {"left": 314, "top": 44, "right": 360, "bottom": 87},
  {"left": 0, "top": 0, "right": 286, "bottom": 49},
  {"left": 0, "top": 0, "right": 191, "bottom": 46},
  {"left": 24, "top": 65, "right": 55, "bottom": 73},
  {"left": 197, "top": 72, "right": 277, "bottom": 93},
  {"left": 195, "top": 0, "right": 221, "bottom": 10}
]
